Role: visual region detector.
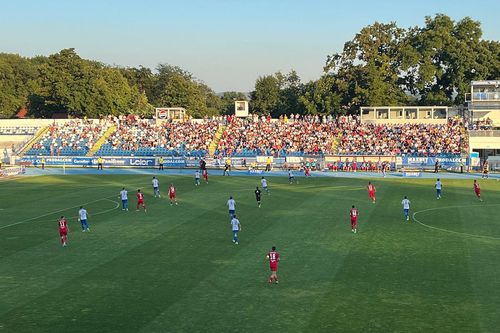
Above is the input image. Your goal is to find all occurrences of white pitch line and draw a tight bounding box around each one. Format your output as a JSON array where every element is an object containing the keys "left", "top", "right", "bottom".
[
  {"left": 412, "top": 204, "right": 500, "bottom": 240},
  {"left": 19, "top": 198, "right": 122, "bottom": 224},
  {"left": 0, "top": 195, "right": 118, "bottom": 231},
  {"left": 97, "top": 198, "right": 120, "bottom": 214}
]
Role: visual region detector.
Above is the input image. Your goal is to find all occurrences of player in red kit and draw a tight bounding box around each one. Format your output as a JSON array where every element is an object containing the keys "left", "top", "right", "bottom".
[
  {"left": 304, "top": 166, "right": 311, "bottom": 177},
  {"left": 199, "top": 159, "right": 209, "bottom": 183},
  {"left": 266, "top": 246, "right": 280, "bottom": 284},
  {"left": 136, "top": 189, "right": 146, "bottom": 212},
  {"left": 350, "top": 205, "right": 359, "bottom": 233},
  {"left": 367, "top": 181, "right": 376, "bottom": 203},
  {"left": 169, "top": 183, "right": 178, "bottom": 205},
  {"left": 473, "top": 180, "right": 482, "bottom": 201},
  {"left": 58, "top": 216, "right": 68, "bottom": 247}
]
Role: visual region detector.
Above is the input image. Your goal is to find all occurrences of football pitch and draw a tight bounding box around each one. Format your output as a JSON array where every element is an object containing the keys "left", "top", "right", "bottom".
[{"left": 1, "top": 174, "right": 500, "bottom": 332}]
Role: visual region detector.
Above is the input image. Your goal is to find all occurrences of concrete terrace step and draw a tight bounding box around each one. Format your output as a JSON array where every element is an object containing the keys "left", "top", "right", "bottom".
[
  {"left": 18, "top": 126, "right": 50, "bottom": 156},
  {"left": 208, "top": 124, "right": 226, "bottom": 155},
  {"left": 86, "top": 126, "right": 116, "bottom": 157}
]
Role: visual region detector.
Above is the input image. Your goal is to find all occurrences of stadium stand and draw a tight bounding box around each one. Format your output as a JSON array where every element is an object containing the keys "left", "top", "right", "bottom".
[
  {"left": 335, "top": 116, "right": 468, "bottom": 156},
  {"left": 216, "top": 114, "right": 337, "bottom": 156},
  {"left": 25, "top": 119, "right": 112, "bottom": 156},
  {"left": 96, "top": 117, "right": 220, "bottom": 157},
  {"left": 20, "top": 114, "right": 469, "bottom": 158}
]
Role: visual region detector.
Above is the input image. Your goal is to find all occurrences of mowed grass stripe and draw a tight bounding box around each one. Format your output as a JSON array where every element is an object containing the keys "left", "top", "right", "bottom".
[
  {"left": 0, "top": 175, "right": 155, "bottom": 227},
  {"left": 0, "top": 177, "right": 205, "bottom": 316},
  {"left": 145, "top": 178, "right": 398, "bottom": 332},
  {"left": 307, "top": 179, "right": 487, "bottom": 332},
  {"left": 0, "top": 175, "right": 499, "bottom": 332},
  {"left": 141, "top": 179, "right": 352, "bottom": 332},
  {"left": 0, "top": 175, "right": 290, "bottom": 330}
]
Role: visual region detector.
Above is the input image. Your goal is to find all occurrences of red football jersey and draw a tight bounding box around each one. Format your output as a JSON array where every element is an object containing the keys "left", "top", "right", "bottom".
[
  {"left": 58, "top": 218, "right": 67, "bottom": 230},
  {"left": 350, "top": 208, "right": 359, "bottom": 218},
  {"left": 474, "top": 183, "right": 480, "bottom": 190},
  {"left": 267, "top": 251, "right": 280, "bottom": 263},
  {"left": 137, "top": 192, "right": 144, "bottom": 201},
  {"left": 169, "top": 186, "right": 176, "bottom": 195},
  {"left": 368, "top": 184, "right": 375, "bottom": 192}
]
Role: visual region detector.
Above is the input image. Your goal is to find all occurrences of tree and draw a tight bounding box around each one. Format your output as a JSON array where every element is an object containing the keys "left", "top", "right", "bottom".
[
  {"left": 250, "top": 71, "right": 305, "bottom": 117},
  {"left": 1, "top": 15, "right": 497, "bottom": 119},
  {"left": 29, "top": 48, "right": 151, "bottom": 118},
  {"left": 152, "top": 64, "right": 223, "bottom": 117},
  {"left": 250, "top": 75, "right": 280, "bottom": 115},
  {"left": 405, "top": 14, "right": 500, "bottom": 105},
  {"left": 219, "top": 91, "right": 247, "bottom": 115},
  {"left": 299, "top": 75, "right": 343, "bottom": 115},
  {"left": 325, "top": 22, "right": 410, "bottom": 112},
  {"left": 277, "top": 70, "right": 304, "bottom": 116},
  {"left": 0, "top": 53, "right": 38, "bottom": 118},
  {"left": 120, "top": 66, "right": 155, "bottom": 101}
]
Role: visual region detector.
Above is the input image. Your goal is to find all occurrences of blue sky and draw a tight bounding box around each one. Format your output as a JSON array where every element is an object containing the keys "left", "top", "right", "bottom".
[{"left": 1, "top": 0, "right": 499, "bottom": 92}]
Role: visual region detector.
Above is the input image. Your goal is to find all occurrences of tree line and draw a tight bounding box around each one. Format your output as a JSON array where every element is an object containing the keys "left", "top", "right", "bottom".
[
  {"left": 0, "top": 48, "right": 243, "bottom": 118},
  {"left": 0, "top": 14, "right": 498, "bottom": 119}
]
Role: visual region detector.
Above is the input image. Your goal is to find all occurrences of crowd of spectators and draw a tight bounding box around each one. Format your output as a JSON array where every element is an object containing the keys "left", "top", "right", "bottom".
[
  {"left": 335, "top": 116, "right": 467, "bottom": 156},
  {"left": 23, "top": 113, "right": 469, "bottom": 157},
  {"left": 216, "top": 114, "right": 337, "bottom": 156},
  {"left": 216, "top": 114, "right": 467, "bottom": 157},
  {"left": 100, "top": 116, "right": 219, "bottom": 155},
  {"left": 467, "top": 118, "right": 494, "bottom": 130},
  {"left": 28, "top": 119, "right": 111, "bottom": 156}
]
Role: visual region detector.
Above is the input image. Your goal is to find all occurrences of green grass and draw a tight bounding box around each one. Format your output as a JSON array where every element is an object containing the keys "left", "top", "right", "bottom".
[{"left": 1, "top": 174, "right": 500, "bottom": 332}]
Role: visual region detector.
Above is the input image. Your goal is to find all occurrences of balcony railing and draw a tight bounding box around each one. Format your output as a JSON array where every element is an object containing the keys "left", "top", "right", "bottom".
[
  {"left": 466, "top": 92, "right": 500, "bottom": 102},
  {"left": 468, "top": 130, "right": 500, "bottom": 137}
]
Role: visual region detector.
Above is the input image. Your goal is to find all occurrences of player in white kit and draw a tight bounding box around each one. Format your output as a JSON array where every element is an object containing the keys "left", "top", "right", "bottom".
[
  {"left": 78, "top": 206, "right": 90, "bottom": 232},
  {"left": 152, "top": 176, "right": 160, "bottom": 198},
  {"left": 261, "top": 177, "right": 270, "bottom": 194},
  {"left": 401, "top": 196, "right": 411, "bottom": 221},
  {"left": 120, "top": 187, "right": 128, "bottom": 211},
  {"left": 227, "top": 196, "right": 236, "bottom": 219},
  {"left": 231, "top": 215, "right": 241, "bottom": 245}
]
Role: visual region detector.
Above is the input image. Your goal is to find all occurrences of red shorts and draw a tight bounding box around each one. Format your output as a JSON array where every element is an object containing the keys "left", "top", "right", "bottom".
[
  {"left": 59, "top": 229, "right": 67, "bottom": 236},
  {"left": 350, "top": 218, "right": 357, "bottom": 226},
  {"left": 369, "top": 191, "right": 375, "bottom": 199},
  {"left": 169, "top": 194, "right": 176, "bottom": 199},
  {"left": 138, "top": 200, "right": 144, "bottom": 205},
  {"left": 270, "top": 263, "right": 278, "bottom": 272},
  {"left": 475, "top": 189, "right": 480, "bottom": 196}
]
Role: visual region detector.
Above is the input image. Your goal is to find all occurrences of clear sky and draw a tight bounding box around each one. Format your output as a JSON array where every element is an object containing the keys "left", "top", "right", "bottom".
[{"left": 1, "top": 0, "right": 499, "bottom": 92}]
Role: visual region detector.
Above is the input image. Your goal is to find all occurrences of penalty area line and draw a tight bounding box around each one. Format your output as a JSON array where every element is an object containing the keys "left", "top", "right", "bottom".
[
  {"left": 35, "top": 198, "right": 121, "bottom": 223},
  {"left": 412, "top": 204, "right": 500, "bottom": 241},
  {"left": 0, "top": 195, "right": 119, "bottom": 231}
]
